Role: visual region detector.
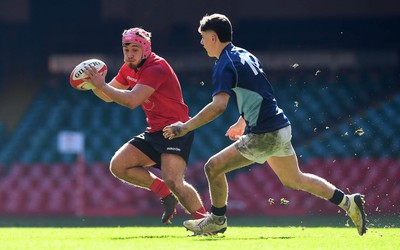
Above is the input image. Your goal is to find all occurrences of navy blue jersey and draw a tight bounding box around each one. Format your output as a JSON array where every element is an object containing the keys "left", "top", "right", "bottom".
[{"left": 212, "top": 43, "right": 290, "bottom": 133}]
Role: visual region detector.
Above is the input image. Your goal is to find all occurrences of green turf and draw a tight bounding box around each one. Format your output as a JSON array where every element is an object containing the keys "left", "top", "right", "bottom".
[
  {"left": 0, "top": 226, "right": 398, "bottom": 250},
  {"left": 1, "top": 215, "right": 398, "bottom": 228},
  {"left": 0, "top": 216, "right": 398, "bottom": 250}
]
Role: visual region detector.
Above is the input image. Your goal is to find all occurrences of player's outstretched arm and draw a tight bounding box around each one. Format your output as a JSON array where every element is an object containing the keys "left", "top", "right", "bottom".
[{"left": 163, "top": 92, "right": 230, "bottom": 139}]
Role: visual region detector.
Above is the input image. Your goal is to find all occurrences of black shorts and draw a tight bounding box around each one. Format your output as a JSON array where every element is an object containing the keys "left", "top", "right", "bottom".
[{"left": 129, "top": 130, "right": 194, "bottom": 169}]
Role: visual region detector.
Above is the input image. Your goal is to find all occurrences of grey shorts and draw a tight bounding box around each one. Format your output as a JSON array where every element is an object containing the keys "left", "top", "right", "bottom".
[{"left": 234, "top": 125, "right": 295, "bottom": 164}]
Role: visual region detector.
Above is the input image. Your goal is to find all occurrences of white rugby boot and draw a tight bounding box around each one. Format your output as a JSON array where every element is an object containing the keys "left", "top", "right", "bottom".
[
  {"left": 183, "top": 213, "right": 227, "bottom": 235},
  {"left": 345, "top": 193, "right": 367, "bottom": 235}
]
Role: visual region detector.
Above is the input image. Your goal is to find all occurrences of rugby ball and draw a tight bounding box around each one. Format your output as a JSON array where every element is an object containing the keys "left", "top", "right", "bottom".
[{"left": 69, "top": 59, "right": 107, "bottom": 90}]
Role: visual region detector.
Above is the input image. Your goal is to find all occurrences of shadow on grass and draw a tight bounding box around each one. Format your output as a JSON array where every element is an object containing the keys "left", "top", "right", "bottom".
[{"left": 111, "top": 235, "right": 294, "bottom": 241}]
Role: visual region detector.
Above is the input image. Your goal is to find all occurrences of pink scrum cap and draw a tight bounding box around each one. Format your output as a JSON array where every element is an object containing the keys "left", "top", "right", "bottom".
[{"left": 122, "top": 28, "right": 152, "bottom": 59}]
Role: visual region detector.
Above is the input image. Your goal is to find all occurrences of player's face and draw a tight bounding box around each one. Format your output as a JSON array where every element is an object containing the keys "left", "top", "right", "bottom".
[
  {"left": 200, "top": 31, "right": 217, "bottom": 58},
  {"left": 123, "top": 44, "right": 143, "bottom": 69}
]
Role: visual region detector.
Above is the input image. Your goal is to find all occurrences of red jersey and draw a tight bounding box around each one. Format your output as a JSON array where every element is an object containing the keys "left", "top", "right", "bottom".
[{"left": 115, "top": 53, "right": 190, "bottom": 132}]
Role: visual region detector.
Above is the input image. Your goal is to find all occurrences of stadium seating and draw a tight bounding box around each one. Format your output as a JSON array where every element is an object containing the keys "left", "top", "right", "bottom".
[
  {"left": 0, "top": 67, "right": 399, "bottom": 217},
  {"left": 0, "top": 158, "right": 398, "bottom": 216},
  {"left": 1, "top": 67, "right": 398, "bottom": 166}
]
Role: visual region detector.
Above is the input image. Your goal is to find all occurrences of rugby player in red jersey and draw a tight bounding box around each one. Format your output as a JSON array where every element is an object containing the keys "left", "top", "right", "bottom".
[{"left": 84, "top": 27, "right": 207, "bottom": 224}]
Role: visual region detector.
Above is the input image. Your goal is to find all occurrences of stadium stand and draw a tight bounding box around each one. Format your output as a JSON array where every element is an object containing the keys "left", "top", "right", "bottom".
[
  {"left": 0, "top": 158, "right": 399, "bottom": 216},
  {"left": 0, "top": 66, "right": 399, "bottom": 217}
]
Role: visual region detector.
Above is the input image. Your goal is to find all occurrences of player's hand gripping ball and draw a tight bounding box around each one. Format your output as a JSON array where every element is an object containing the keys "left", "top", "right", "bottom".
[{"left": 69, "top": 59, "right": 107, "bottom": 90}]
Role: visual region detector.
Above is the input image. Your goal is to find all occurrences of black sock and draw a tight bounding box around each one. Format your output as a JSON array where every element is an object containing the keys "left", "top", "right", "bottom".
[
  {"left": 211, "top": 205, "right": 227, "bottom": 216},
  {"left": 329, "top": 189, "right": 345, "bottom": 205}
]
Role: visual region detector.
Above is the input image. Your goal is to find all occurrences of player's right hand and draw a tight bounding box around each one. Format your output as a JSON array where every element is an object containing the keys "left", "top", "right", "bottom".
[{"left": 163, "top": 122, "right": 187, "bottom": 140}]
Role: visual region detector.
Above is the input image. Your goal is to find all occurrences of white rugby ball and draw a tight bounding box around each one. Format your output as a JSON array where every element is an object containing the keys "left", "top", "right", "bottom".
[{"left": 69, "top": 59, "right": 107, "bottom": 91}]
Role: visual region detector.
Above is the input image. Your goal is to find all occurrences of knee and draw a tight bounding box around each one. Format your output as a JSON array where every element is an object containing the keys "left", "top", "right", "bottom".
[
  {"left": 163, "top": 176, "right": 182, "bottom": 193},
  {"left": 204, "top": 158, "right": 220, "bottom": 180},
  {"left": 109, "top": 155, "right": 124, "bottom": 178},
  {"left": 163, "top": 176, "right": 175, "bottom": 190}
]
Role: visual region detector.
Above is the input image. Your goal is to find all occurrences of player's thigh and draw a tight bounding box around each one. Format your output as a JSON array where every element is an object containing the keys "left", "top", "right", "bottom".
[
  {"left": 206, "top": 143, "right": 254, "bottom": 176},
  {"left": 160, "top": 153, "right": 186, "bottom": 179},
  {"left": 112, "top": 142, "right": 156, "bottom": 168}
]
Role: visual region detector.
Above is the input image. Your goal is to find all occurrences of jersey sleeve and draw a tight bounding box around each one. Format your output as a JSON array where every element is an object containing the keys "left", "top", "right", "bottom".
[
  {"left": 212, "top": 60, "right": 236, "bottom": 96},
  {"left": 115, "top": 65, "right": 130, "bottom": 86}
]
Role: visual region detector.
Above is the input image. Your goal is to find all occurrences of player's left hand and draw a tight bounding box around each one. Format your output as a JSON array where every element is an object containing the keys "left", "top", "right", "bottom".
[
  {"left": 84, "top": 65, "right": 107, "bottom": 89},
  {"left": 163, "top": 122, "right": 187, "bottom": 139},
  {"left": 225, "top": 122, "right": 245, "bottom": 141}
]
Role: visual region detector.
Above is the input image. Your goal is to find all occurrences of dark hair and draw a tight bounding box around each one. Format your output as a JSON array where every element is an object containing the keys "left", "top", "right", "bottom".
[{"left": 198, "top": 13, "right": 232, "bottom": 42}]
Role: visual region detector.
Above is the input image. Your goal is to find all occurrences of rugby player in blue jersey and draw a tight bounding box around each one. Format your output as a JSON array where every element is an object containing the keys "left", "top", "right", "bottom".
[{"left": 163, "top": 13, "right": 366, "bottom": 236}]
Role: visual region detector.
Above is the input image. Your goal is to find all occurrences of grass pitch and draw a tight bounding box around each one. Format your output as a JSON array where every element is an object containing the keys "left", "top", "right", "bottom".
[{"left": 0, "top": 226, "right": 399, "bottom": 250}]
